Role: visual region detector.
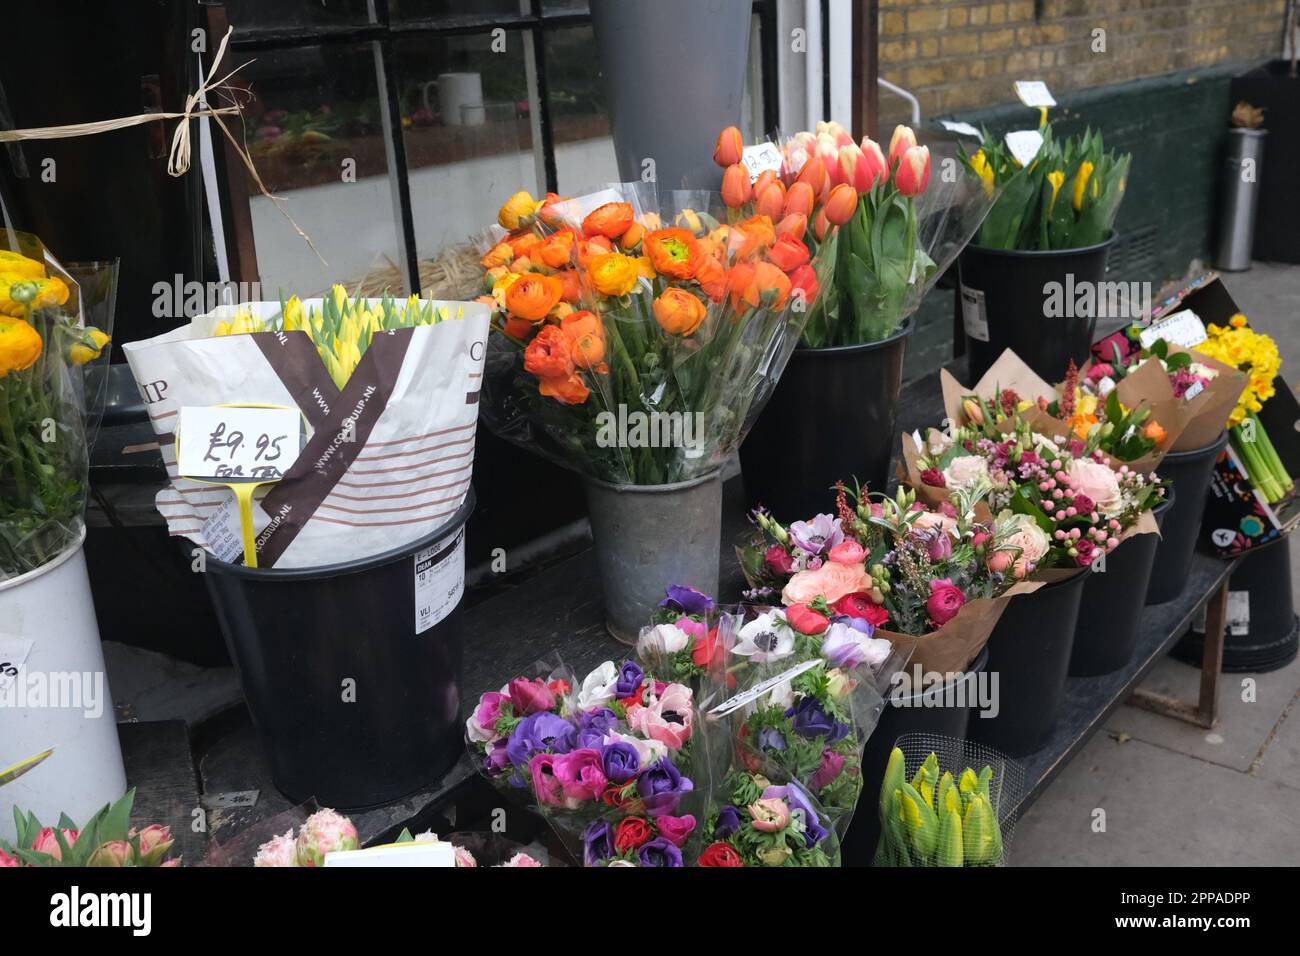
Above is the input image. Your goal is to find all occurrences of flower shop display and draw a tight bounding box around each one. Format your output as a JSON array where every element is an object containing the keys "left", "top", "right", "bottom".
[
  {"left": 476, "top": 172, "right": 853, "bottom": 642},
  {"left": 466, "top": 655, "right": 714, "bottom": 866},
  {"left": 740, "top": 121, "right": 997, "bottom": 516},
  {"left": 957, "top": 121, "right": 1131, "bottom": 380},
  {"left": 0, "top": 789, "right": 177, "bottom": 867},
  {"left": 873, "top": 740, "right": 1023, "bottom": 867},
  {"left": 121, "top": 287, "right": 489, "bottom": 809},
  {"left": 0, "top": 234, "right": 124, "bottom": 847}
]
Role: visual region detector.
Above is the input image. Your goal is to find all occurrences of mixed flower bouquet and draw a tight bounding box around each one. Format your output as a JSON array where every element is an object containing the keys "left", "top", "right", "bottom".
[
  {"left": 635, "top": 584, "right": 729, "bottom": 687},
  {"left": 0, "top": 237, "right": 112, "bottom": 579},
  {"left": 1, "top": 789, "right": 176, "bottom": 867},
  {"left": 960, "top": 124, "right": 1129, "bottom": 251},
  {"left": 698, "top": 772, "right": 838, "bottom": 867},
  {"left": 738, "top": 482, "right": 1030, "bottom": 673},
  {"left": 770, "top": 121, "right": 994, "bottom": 345},
  {"left": 478, "top": 136, "right": 856, "bottom": 484},
  {"left": 466, "top": 655, "right": 711, "bottom": 866}
]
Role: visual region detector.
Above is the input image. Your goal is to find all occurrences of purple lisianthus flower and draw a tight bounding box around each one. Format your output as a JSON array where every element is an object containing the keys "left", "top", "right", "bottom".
[
  {"left": 788, "top": 514, "right": 844, "bottom": 555},
  {"left": 785, "top": 696, "right": 849, "bottom": 743},
  {"left": 763, "top": 780, "right": 829, "bottom": 849},
  {"left": 714, "top": 804, "right": 743, "bottom": 839},
  {"left": 583, "top": 819, "right": 614, "bottom": 866},
  {"left": 614, "top": 660, "right": 644, "bottom": 698},
  {"left": 636, "top": 837, "right": 684, "bottom": 867},
  {"left": 600, "top": 740, "right": 641, "bottom": 784},
  {"left": 757, "top": 726, "right": 787, "bottom": 752},
  {"left": 576, "top": 707, "right": 620, "bottom": 748},
  {"left": 506, "top": 712, "right": 577, "bottom": 771},
  {"left": 659, "top": 584, "right": 714, "bottom": 616},
  {"left": 636, "top": 757, "right": 694, "bottom": 817}
]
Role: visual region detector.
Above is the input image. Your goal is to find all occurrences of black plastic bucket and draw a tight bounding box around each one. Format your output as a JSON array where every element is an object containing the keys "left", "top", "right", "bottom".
[
  {"left": 959, "top": 232, "right": 1117, "bottom": 382},
  {"left": 201, "top": 488, "right": 475, "bottom": 809},
  {"left": 968, "top": 569, "right": 1090, "bottom": 757},
  {"left": 1145, "top": 432, "right": 1229, "bottom": 605},
  {"left": 1173, "top": 537, "right": 1300, "bottom": 672},
  {"left": 1070, "top": 492, "right": 1174, "bottom": 676},
  {"left": 740, "top": 320, "right": 911, "bottom": 518},
  {"left": 841, "top": 646, "right": 989, "bottom": 866}
]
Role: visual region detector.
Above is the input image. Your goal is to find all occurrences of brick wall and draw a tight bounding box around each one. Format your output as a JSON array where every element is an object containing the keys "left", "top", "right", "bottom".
[{"left": 878, "top": 0, "right": 1287, "bottom": 126}]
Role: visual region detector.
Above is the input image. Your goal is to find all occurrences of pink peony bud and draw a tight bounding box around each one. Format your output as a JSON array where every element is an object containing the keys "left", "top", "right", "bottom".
[{"left": 295, "top": 809, "right": 359, "bottom": 867}]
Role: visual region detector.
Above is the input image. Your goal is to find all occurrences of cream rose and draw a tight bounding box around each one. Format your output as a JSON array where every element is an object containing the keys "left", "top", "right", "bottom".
[
  {"left": 781, "top": 561, "right": 872, "bottom": 606},
  {"left": 1067, "top": 458, "right": 1122, "bottom": 513},
  {"left": 1000, "top": 513, "right": 1051, "bottom": 577},
  {"left": 941, "top": 454, "right": 990, "bottom": 491}
]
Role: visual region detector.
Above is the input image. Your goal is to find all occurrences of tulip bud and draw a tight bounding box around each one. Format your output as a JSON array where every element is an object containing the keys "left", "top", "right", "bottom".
[
  {"left": 783, "top": 180, "right": 815, "bottom": 219},
  {"left": 754, "top": 168, "right": 780, "bottom": 195},
  {"left": 714, "top": 125, "right": 744, "bottom": 167},
  {"left": 794, "top": 155, "right": 827, "bottom": 199},
  {"left": 838, "top": 142, "right": 885, "bottom": 193},
  {"left": 813, "top": 207, "right": 831, "bottom": 242},
  {"left": 88, "top": 840, "right": 132, "bottom": 867},
  {"left": 755, "top": 179, "right": 786, "bottom": 219},
  {"left": 861, "top": 137, "right": 888, "bottom": 183},
  {"left": 895, "top": 145, "right": 931, "bottom": 197},
  {"left": 816, "top": 133, "right": 843, "bottom": 186},
  {"left": 887, "top": 124, "right": 918, "bottom": 169},
  {"left": 822, "top": 183, "right": 859, "bottom": 226},
  {"left": 776, "top": 212, "right": 808, "bottom": 240},
  {"left": 721, "top": 163, "right": 752, "bottom": 208}
]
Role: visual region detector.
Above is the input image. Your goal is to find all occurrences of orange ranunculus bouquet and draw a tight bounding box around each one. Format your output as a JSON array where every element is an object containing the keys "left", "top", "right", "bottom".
[{"left": 475, "top": 135, "right": 857, "bottom": 485}]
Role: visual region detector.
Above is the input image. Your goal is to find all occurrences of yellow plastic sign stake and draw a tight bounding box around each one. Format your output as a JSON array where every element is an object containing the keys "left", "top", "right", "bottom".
[
  {"left": 175, "top": 403, "right": 305, "bottom": 569},
  {"left": 0, "top": 748, "right": 53, "bottom": 787}
]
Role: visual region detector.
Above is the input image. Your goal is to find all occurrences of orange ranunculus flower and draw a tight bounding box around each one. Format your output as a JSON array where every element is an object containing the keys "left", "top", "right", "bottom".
[
  {"left": 619, "top": 220, "right": 646, "bottom": 251},
  {"left": 731, "top": 215, "right": 776, "bottom": 259},
  {"left": 643, "top": 227, "right": 698, "bottom": 280},
  {"left": 523, "top": 324, "right": 575, "bottom": 380},
  {"left": 561, "top": 309, "right": 606, "bottom": 368},
  {"left": 1144, "top": 420, "right": 1168, "bottom": 445},
  {"left": 539, "top": 371, "right": 590, "bottom": 405},
  {"left": 508, "top": 231, "right": 542, "bottom": 260},
  {"left": 491, "top": 270, "right": 523, "bottom": 310},
  {"left": 636, "top": 256, "right": 657, "bottom": 279},
  {"left": 558, "top": 268, "right": 583, "bottom": 304},
  {"left": 721, "top": 164, "right": 751, "bottom": 209},
  {"left": 537, "top": 191, "right": 571, "bottom": 228},
  {"left": 499, "top": 190, "right": 540, "bottom": 230},
  {"left": 0, "top": 318, "right": 43, "bottom": 376},
  {"left": 587, "top": 252, "right": 640, "bottom": 297},
  {"left": 480, "top": 242, "right": 513, "bottom": 269},
  {"left": 537, "top": 229, "right": 576, "bottom": 269},
  {"left": 733, "top": 261, "right": 791, "bottom": 311},
  {"left": 768, "top": 233, "right": 811, "bottom": 273},
  {"left": 653, "top": 287, "right": 708, "bottom": 336},
  {"left": 692, "top": 248, "right": 728, "bottom": 303},
  {"left": 713, "top": 125, "right": 744, "bottom": 167},
  {"left": 503, "top": 316, "right": 534, "bottom": 340},
  {"left": 582, "top": 202, "right": 635, "bottom": 239},
  {"left": 505, "top": 273, "right": 565, "bottom": 321},
  {"left": 577, "top": 236, "right": 613, "bottom": 268},
  {"left": 727, "top": 261, "right": 757, "bottom": 311}
]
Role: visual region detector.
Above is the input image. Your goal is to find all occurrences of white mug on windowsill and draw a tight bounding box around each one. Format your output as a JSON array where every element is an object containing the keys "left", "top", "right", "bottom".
[{"left": 438, "top": 72, "right": 485, "bottom": 127}]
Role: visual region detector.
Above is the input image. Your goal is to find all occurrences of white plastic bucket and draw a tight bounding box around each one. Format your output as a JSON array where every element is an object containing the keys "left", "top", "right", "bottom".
[{"left": 0, "top": 528, "right": 126, "bottom": 845}]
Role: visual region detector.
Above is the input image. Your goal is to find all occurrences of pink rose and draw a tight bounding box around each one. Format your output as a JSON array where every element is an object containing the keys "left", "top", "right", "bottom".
[
  {"left": 926, "top": 578, "right": 966, "bottom": 627},
  {"left": 1086, "top": 362, "right": 1113, "bottom": 381},
  {"left": 528, "top": 753, "right": 567, "bottom": 806},
  {"left": 781, "top": 561, "right": 872, "bottom": 606},
  {"left": 509, "top": 677, "right": 555, "bottom": 716},
  {"left": 913, "top": 510, "right": 959, "bottom": 536},
  {"left": 552, "top": 748, "right": 608, "bottom": 802},
  {"left": 31, "top": 828, "right": 78, "bottom": 861},
  {"left": 1067, "top": 458, "right": 1121, "bottom": 513},
  {"left": 655, "top": 814, "right": 697, "bottom": 847},
  {"left": 1000, "top": 513, "right": 1052, "bottom": 577},
  {"left": 809, "top": 749, "right": 846, "bottom": 791},
  {"left": 828, "top": 539, "right": 867, "bottom": 565},
  {"left": 764, "top": 544, "right": 795, "bottom": 575},
  {"left": 628, "top": 682, "right": 694, "bottom": 750}
]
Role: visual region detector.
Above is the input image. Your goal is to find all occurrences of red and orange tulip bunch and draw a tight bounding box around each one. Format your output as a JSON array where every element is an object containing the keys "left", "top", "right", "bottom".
[{"left": 476, "top": 153, "right": 851, "bottom": 485}]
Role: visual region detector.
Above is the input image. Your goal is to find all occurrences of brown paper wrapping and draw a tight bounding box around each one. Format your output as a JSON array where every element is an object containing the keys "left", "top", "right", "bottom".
[
  {"left": 939, "top": 352, "right": 1073, "bottom": 445},
  {"left": 876, "top": 579, "right": 1043, "bottom": 674}
]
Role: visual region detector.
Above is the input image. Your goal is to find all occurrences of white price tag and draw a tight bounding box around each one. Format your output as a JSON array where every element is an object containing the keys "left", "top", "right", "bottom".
[
  {"left": 742, "top": 142, "right": 784, "bottom": 183},
  {"left": 414, "top": 527, "right": 465, "bottom": 634},
  {"left": 1014, "top": 80, "right": 1057, "bottom": 108},
  {"left": 0, "top": 634, "right": 34, "bottom": 691},
  {"left": 324, "top": 842, "right": 456, "bottom": 867},
  {"left": 1227, "top": 590, "right": 1250, "bottom": 637},
  {"left": 1004, "top": 129, "right": 1045, "bottom": 167},
  {"left": 1138, "top": 309, "right": 1208, "bottom": 349},
  {"left": 177, "top": 406, "right": 302, "bottom": 482},
  {"left": 940, "top": 120, "right": 982, "bottom": 138},
  {"left": 708, "top": 659, "right": 823, "bottom": 717},
  {"left": 201, "top": 495, "right": 249, "bottom": 564},
  {"left": 960, "top": 285, "right": 990, "bottom": 342}
]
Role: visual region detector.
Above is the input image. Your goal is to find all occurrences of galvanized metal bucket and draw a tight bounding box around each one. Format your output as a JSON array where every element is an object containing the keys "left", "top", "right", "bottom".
[
  {"left": 1215, "top": 128, "right": 1267, "bottom": 272},
  {"left": 584, "top": 471, "right": 722, "bottom": 644}
]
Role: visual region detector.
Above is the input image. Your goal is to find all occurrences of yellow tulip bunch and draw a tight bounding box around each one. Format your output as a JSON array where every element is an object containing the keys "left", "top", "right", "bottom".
[{"left": 212, "top": 285, "right": 461, "bottom": 388}]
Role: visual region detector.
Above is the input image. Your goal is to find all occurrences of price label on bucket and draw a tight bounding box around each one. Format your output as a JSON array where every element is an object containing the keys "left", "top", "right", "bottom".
[
  {"left": 176, "top": 404, "right": 306, "bottom": 568},
  {"left": 414, "top": 527, "right": 466, "bottom": 634}
]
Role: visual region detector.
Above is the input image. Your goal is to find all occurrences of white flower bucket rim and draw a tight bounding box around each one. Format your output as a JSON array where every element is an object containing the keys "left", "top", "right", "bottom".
[{"left": 0, "top": 525, "right": 88, "bottom": 594}]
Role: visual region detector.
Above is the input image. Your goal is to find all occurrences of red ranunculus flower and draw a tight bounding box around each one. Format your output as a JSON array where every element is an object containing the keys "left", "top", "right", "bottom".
[
  {"left": 692, "top": 625, "right": 724, "bottom": 670},
  {"left": 926, "top": 578, "right": 966, "bottom": 627},
  {"left": 547, "top": 678, "right": 571, "bottom": 697},
  {"left": 613, "top": 817, "right": 653, "bottom": 852},
  {"left": 920, "top": 467, "right": 946, "bottom": 488},
  {"left": 765, "top": 544, "right": 795, "bottom": 575},
  {"left": 834, "top": 592, "right": 889, "bottom": 627},
  {"left": 698, "top": 842, "right": 745, "bottom": 867},
  {"left": 786, "top": 603, "right": 830, "bottom": 635}
]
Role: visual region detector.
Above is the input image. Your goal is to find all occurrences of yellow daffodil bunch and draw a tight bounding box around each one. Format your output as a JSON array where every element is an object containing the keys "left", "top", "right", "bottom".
[
  {"left": 212, "top": 285, "right": 461, "bottom": 388},
  {"left": 1199, "top": 313, "right": 1281, "bottom": 426}
]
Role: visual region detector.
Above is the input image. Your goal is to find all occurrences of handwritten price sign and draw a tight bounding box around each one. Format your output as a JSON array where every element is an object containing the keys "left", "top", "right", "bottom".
[{"left": 177, "top": 405, "right": 302, "bottom": 482}]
